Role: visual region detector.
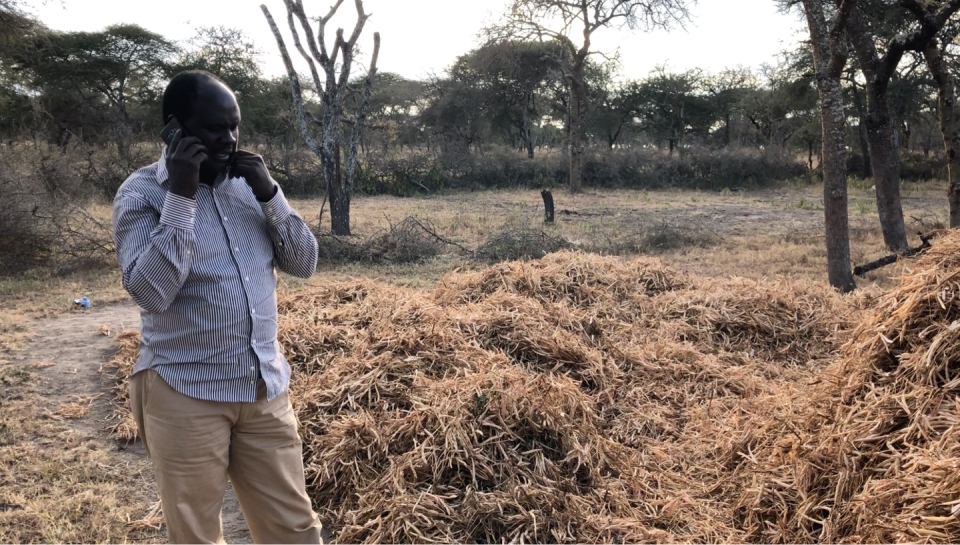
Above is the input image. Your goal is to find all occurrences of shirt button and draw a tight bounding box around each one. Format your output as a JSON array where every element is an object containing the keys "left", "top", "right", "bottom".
[
  {"left": 223, "top": 217, "right": 228, "bottom": 222},
  {"left": 250, "top": 380, "right": 256, "bottom": 385},
  {"left": 250, "top": 366, "right": 255, "bottom": 371},
  {"left": 252, "top": 339, "right": 257, "bottom": 344},
  {"left": 245, "top": 276, "right": 250, "bottom": 282},
  {"left": 235, "top": 247, "right": 240, "bottom": 252},
  {"left": 251, "top": 309, "right": 256, "bottom": 314}
]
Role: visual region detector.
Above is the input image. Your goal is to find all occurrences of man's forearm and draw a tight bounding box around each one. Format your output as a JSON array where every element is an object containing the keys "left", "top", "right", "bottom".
[
  {"left": 115, "top": 191, "right": 197, "bottom": 313},
  {"left": 260, "top": 188, "right": 318, "bottom": 278}
]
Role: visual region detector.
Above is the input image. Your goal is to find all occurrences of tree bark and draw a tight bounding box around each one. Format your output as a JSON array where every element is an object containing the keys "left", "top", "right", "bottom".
[
  {"left": 923, "top": 40, "right": 960, "bottom": 228},
  {"left": 541, "top": 189, "right": 554, "bottom": 223},
  {"left": 819, "top": 76, "right": 857, "bottom": 292},
  {"left": 849, "top": 82, "right": 872, "bottom": 177},
  {"left": 803, "top": 0, "right": 857, "bottom": 292},
  {"left": 845, "top": 7, "right": 908, "bottom": 251}
]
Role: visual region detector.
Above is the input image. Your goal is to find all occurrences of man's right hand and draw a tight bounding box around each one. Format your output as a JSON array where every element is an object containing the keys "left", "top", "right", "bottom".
[{"left": 165, "top": 129, "right": 207, "bottom": 199}]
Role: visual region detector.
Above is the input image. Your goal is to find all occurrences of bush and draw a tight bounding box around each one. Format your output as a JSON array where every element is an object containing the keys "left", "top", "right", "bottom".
[
  {"left": 900, "top": 151, "right": 946, "bottom": 181},
  {"left": 317, "top": 216, "right": 461, "bottom": 265},
  {"left": 353, "top": 146, "right": 809, "bottom": 196},
  {"left": 476, "top": 228, "right": 571, "bottom": 263},
  {"left": 0, "top": 143, "right": 114, "bottom": 274},
  {"left": 355, "top": 152, "right": 446, "bottom": 196}
]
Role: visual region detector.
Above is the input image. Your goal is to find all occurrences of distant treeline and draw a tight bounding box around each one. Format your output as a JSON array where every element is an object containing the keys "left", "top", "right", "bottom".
[{"left": 0, "top": 2, "right": 948, "bottom": 198}]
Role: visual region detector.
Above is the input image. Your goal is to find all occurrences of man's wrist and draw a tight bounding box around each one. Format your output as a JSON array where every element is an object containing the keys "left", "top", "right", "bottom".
[
  {"left": 169, "top": 185, "right": 197, "bottom": 199},
  {"left": 255, "top": 183, "right": 278, "bottom": 202}
]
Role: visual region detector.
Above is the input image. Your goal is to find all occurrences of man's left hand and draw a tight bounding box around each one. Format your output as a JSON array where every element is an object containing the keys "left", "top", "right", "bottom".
[{"left": 231, "top": 150, "right": 277, "bottom": 202}]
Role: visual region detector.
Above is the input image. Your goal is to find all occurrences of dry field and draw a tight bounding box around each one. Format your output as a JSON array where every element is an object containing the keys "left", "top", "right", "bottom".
[{"left": 0, "top": 182, "right": 954, "bottom": 543}]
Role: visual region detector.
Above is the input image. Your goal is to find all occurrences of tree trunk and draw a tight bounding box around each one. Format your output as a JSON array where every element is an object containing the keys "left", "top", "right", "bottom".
[
  {"left": 923, "top": 41, "right": 960, "bottom": 228},
  {"left": 803, "top": 0, "right": 856, "bottom": 293},
  {"left": 819, "top": 76, "right": 857, "bottom": 292},
  {"left": 523, "top": 92, "right": 535, "bottom": 159},
  {"left": 329, "top": 185, "right": 351, "bottom": 236},
  {"left": 846, "top": 7, "right": 908, "bottom": 251},
  {"left": 541, "top": 190, "right": 554, "bottom": 223},
  {"left": 724, "top": 112, "right": 732, "bottom": 148},
  {"left": 568, "top": 79, "right": 583, "bottom": 193},
  {"left": 850, "top": 83, "right": 872, "bottom": 177},
  {"left": 863, "top": 87, "right": 908, "bottom": 250}
]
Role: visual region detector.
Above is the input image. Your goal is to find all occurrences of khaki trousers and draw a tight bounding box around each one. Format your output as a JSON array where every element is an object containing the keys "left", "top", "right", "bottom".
[{"left": 130, "top": 370, "right": 323, "bottom": 544}]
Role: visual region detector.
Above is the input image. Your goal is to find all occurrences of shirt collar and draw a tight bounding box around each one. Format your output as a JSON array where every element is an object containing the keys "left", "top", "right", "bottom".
[
  {"left": 156, "top": 147, "right": 169, "bottom": 185},
  {"left": 156, "top": 148, "right": 231, "bottom": 188}
]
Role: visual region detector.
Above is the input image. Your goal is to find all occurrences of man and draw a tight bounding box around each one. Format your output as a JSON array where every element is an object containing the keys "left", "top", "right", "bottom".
[{"left": 113, "top": 70, "right": 322, "bottom": 544}]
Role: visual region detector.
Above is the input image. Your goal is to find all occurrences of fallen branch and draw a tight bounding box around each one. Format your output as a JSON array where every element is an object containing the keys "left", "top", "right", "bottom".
[{"left": 853, "top": 232, "right": 936, "bottom": 277}]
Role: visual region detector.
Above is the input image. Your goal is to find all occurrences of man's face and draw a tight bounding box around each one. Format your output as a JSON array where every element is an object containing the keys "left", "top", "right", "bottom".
[{"left": 182, "top": 81, "right": 241, "bottom": 175}]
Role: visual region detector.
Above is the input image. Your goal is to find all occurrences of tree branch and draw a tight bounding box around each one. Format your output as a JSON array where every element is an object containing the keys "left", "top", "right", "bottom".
[
  {"left": 260, "top": 4, "right": 322, "bottom": 158},
  {"left": 281, "top": 0, "right": 323, "bottom": 95},
  {"left": 315, "top": 0, "right": 346, "bottom": 62},
  {"left": 344, "top": 31, "right": 379, "bottom": 193}
]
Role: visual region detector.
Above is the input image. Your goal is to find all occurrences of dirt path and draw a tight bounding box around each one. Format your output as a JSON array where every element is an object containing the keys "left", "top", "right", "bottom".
[{"left": 10, "top": 302, "right": 252, "bottom": 543}]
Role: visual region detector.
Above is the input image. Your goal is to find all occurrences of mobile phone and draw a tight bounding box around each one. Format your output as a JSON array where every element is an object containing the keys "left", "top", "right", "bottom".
[{"left": 160, "top": 117, "right": 185, "bottom": 146}]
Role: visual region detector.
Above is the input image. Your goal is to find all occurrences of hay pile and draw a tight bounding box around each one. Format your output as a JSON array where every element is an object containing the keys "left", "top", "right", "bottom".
[
  {"left": 739, "top": 234, "right": 960, "bottom": 543},
  {"left": 108, "top": 250, "right": 859, "bottom": 543}
]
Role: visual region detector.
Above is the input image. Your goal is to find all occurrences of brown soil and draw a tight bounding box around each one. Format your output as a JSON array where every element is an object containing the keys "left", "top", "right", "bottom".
[{"left": 7, "top": 302, "right": 253, "bottom": 543}]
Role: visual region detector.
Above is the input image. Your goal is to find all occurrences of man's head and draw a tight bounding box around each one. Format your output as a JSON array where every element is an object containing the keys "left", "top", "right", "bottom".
[{"left": 162, "top": 70, "right": 241, "bottom": 175}]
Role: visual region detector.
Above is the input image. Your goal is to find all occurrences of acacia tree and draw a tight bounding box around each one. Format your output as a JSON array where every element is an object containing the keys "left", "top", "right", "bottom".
[
  {"left": 498, "top": 0, "right": 693, "bottom": 193},
  {"left": 904, "top": 0, "right": 960, "bottom": 227},
  {"left": 261, "top": 0, "right": 380, "bottom": 235},
  {"left": 452, "top": 41, "right": 559, "bottom": 158},
  {"left": 9, "top": 25, "right": 174, "bottom": 156},
  {"left": 844, "top": 1, "right": 960, "bottom": 250},
  {"left": 801, "top": 0, "right": 857, "bottom": 292}
]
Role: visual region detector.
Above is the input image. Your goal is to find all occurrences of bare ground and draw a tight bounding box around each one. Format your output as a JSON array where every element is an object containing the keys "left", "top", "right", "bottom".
[{"left": 1, "top": 303, "right": 252, "bottom": 543}]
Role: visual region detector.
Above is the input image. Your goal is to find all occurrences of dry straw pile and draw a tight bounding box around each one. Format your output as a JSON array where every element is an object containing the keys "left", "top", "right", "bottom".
[
  {"left": 109, "top": 242, "right": 960, "bottom": 543},
  {"left": 738, "top": 233, "right": 960, "bottom": 543}
]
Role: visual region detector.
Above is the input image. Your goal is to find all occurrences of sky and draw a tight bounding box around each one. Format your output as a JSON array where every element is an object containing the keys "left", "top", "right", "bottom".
[{"left": 28, "top": 0, "right": 809, "bottom": 81}]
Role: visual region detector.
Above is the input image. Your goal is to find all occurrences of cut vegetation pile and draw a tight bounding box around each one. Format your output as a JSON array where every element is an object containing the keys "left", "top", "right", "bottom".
[
  {"left": 108, "top": 250, "right": 863, "bottom": 542},
  {"left": 739, "top": 234, "right": 960, "bottom": 543}
]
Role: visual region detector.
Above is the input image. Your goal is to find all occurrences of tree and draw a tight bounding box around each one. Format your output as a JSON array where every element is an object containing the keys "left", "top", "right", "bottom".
[
  {"left": 0, "top": 0, "right": 36, "bottom": 55},
  {"left": 172, "top": 27, "right": 265, "bottom": 104},
  {"left": 844, "top": 1, "right": 960, "bottom": 251},
  {"left": 704, "top": 67, "right": 754, "bottom": 148},
  {"left": 634, "top": 66, "right": 715, "bottom": 152},
  {"left": 800, "top": 0, "right": 857, "bottom": 292},
  {"left": 590, "top": 78, "right": 645, "bottom": 148},
  {"left": 418, "top": 74, "right": 490, "bottom": 157},
  {"left": 498, "top": 0, "right": 693, "bottom": 193},
  {"left": 0, "top": 0, "right": 38, "bottom": 140},
  {"left": 451, "top": 40, "right": 560, "bottom": 158},
  {"left": 261, "top": 0, "right": 380, "bottom": 236},
  {"left": 358, "top": 72, "right": 427, "bottom": 151},
  {"left": 906, "top": 0, "right": 960, "bottom": 227},
  {"left": 9, "top": 25, "right": 175, "bottom": 155}
]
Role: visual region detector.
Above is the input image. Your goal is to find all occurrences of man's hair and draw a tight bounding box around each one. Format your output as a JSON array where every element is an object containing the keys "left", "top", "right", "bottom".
[{"left": 161, "top": 70, "right": 227, "bottom": 125}]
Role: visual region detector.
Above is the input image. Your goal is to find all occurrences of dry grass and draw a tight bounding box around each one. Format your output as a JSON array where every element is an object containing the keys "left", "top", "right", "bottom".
[
  {"left": 292, "top": 182, "right": 949, "bottom": 289},
  {"left": 0, "top": 366, "right": 162, "bottom": 544}
]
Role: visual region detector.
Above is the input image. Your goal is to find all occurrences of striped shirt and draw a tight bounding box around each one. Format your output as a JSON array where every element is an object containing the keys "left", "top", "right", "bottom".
[{"left": 113, "top": 151, "right": 318, "bottom": 403}]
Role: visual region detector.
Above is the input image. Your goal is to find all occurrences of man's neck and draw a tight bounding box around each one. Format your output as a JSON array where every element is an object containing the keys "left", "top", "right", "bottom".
[{"left": 199, "top": 168, "right": 220, "bottom": 186}]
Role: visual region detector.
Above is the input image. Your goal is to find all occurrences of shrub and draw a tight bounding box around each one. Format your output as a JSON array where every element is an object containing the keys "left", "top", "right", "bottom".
[{"left": 0, "top": 143, "right": 114, "bottom": 274}]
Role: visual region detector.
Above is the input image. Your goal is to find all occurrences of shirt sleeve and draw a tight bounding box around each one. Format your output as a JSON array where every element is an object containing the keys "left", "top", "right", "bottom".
[
  {"left": 113, "top": 190, "right": 197, "bottom": 313},
  {"left": 259, "top": 185, "right": 318, "bottom": 278}
]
